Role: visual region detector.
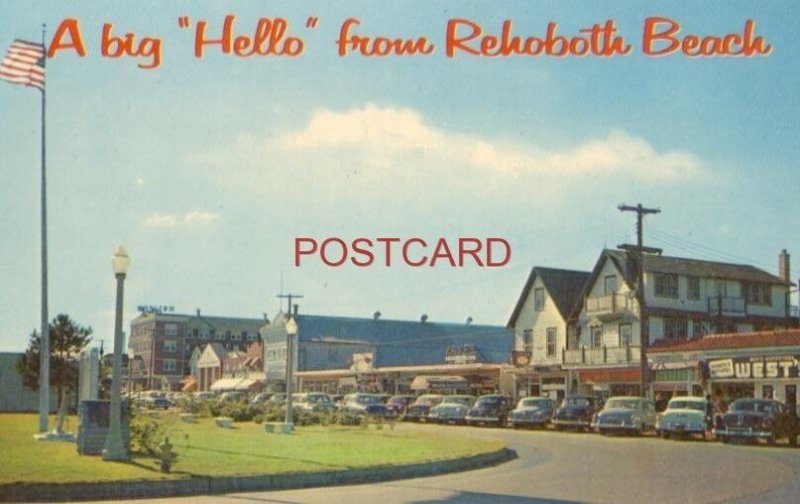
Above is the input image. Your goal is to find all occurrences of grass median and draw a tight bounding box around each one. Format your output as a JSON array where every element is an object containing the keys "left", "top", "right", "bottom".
[{"left": 0, "top": 413, "right": 504, "bottom": 485}]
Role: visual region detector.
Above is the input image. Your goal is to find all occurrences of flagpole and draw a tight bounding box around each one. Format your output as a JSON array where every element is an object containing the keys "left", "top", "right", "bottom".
[{"left": 38, "top": 23, "right": 49, "bottom": 434}]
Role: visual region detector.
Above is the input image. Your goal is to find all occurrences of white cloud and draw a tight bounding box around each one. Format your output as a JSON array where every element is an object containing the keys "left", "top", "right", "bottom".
[
  {"left": 184, "top": 211, "right": 221, "bottom": 225},
  {"left": 279, "top": 104, "right": 704, "bottom": 181},
  {"left": 141, "top": 211, "right": 220, "bottom": 229},
  {"left": 142, "top": 213, "right": 178, "bottom": 228}
]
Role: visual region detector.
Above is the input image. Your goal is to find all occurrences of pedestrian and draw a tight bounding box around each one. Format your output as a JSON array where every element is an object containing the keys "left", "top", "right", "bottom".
[{"left": 704, "top": 394, "right": 713, "bottom": 439}]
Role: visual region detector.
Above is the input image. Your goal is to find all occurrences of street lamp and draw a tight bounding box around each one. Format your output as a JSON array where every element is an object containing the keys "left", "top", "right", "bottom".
[
  {"left": 284, "top": 317, "right": 298, "bottom": 431},
  {"left": 103, "top": 246, "right": 130, "bottom": 461}
]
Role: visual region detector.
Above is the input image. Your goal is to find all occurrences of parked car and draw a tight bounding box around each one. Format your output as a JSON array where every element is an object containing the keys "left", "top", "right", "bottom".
[
  {"left": 405, "top": 394, "right": 444, "bottom": 422},
  {"left": 219, "top": 391, "right": 248, "bottom": 403},
  {"left": 465, "top": 394, "right": 513, "bottom": 427},
  {"left": 292, "top": 392, "right": 338, "bottom": 413},
  {"left": 340, "top": 393, "right": 390, "bottom": 418},
  {"left": 428, "top": 395, "right": 475, "bottom": 425},
  {"left": 552, "top": 396, "right": 601, "bottom": 432},
  {"left": 509, "top": 396, "right": 556, "bottom": 429},
  {"left": 386, "top": 394, "right": 416, "bottom": 416},
  {"left": 250, "top": 392, "right": 274, "bottom": 404},
  {"left": 193, "top": 391, "right": 217, "bottom": 401},
  {"left": 714, "top": 398, "right": 798, "bottom": 445},
  {"left": 656, "top": 396, "right": 709, "bottom": 440},
  {"left": 593, "top": 396, "right": 657, "bottom": 435}
]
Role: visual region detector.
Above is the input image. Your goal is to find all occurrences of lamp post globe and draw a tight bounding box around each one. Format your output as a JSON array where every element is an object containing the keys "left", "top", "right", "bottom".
[{"left": 103, "top": 246, "right": 130, "bottom": 461}]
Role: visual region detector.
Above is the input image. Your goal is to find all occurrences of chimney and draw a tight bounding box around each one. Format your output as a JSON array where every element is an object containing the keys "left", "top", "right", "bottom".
[
  {"left": 465, "top": 316, "right": 473, "bottom": 325},
  {"left": 373, "top": 311, "right": 381, "bottom": 320},
  {"left": 420, "top": 314, "right": 428, "bottom": 323},
  {"left": 779, "top": 249, "right": 790, "bottom": 282},
  {"left": 293, "top": 304, "right": 299, "bottom": 316},
  {"left": 263, "top": 312, "right": 269, "bottom": 323},
  {"left": 196, "top": 308, "right": 201, "bottom": 317}
]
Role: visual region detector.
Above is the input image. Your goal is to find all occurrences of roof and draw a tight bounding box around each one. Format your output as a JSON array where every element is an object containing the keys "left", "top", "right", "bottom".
[
  {"left": 197, "top": 343, "right": 226, "bottom": 367},
  {"left": 507, "top": 267, "right": 591, "bottom": 327},
  {"left": 649, "top": 329, "right": 800, "bottom": 353},
  {"left": 264, "top": 312, "right": 512, "bottom": 369},
  {"left": 568, "top": 249, "right": 793, "bottom": 320}
]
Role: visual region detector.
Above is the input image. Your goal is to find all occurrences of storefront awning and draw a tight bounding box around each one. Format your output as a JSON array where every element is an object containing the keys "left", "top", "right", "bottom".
[
  {"left": 580, "top": 368, "right": 641, "bottom": 384},
  {"left": 210, "top": 377, "right": 244, "bottom": 392},
  {"left": 410, "top": 375, "right": 469, "bottom": 391},
  {"left": 234, "top": 378, "right": 264, "bottom": 391}
]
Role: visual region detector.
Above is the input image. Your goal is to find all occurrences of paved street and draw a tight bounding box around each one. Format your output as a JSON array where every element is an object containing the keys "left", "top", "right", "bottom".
[{"left": 93, "top": 424, "right": 800, "bottom": 504}]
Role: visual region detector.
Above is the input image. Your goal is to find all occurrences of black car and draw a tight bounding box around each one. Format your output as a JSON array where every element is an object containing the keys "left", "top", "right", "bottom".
[
  {"left": 714, "top": 398, "right": 798, "bottom": 445},
  {"left": 465, "top": 394, "right": 513, "bottom": 427},
  {"left": 552, "top": 396, "right": 601, "bottom": 432},
  {"left": 404, "top": 394, "right": 443, "bottom": 422}
]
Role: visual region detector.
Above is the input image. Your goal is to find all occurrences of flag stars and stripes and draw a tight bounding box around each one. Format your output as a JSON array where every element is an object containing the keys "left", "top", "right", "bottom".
[{"left": 0, "top": 39, "right": 46, "bottom": 91}]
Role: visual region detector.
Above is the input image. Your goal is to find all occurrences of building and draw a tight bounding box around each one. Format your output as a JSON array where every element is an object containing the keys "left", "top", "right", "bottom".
[
  {"left": 261, "top": 311, "right": 514, "bottom": 396},
  {"left": 506, "top": 267, "right": 591, "bottom": 401},
  {"left": 648, "top": 329, "right": 800, "bottom": 405},
  {"left": 128, "top": 309, "right": 266, "bottom": 391},
  {"left": 565, "top": 249, "right": 796, "bottom": 398}
]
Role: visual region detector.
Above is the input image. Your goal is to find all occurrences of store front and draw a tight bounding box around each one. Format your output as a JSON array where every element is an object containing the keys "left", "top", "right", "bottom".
[
  {"left": 648, "top": 330, "right": 800, "bottom": 409},
  {"left": 576, "top": 367, "right": 641, "bottom": 400}
]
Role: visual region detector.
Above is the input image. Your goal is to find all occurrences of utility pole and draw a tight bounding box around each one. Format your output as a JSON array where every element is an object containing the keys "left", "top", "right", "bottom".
[
  {"left": 618, "top": 203, "right": 661, "bottom": 399},
  {"left": 277, "top": 293, "right": 304, "bottom": 316}
]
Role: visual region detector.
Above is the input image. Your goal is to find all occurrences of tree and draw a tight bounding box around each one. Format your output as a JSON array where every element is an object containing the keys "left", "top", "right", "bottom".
[{"left": 16, "top": 313, "right": 93, "bottom": 409}]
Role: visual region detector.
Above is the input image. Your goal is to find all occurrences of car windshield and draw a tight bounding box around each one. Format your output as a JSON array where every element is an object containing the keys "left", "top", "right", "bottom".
[
  {"left": 668, "top": 400, "right": 705, "bottom": 411},
  {"left": 476, "top": 397, "right": 502, "bottom": 407},
  {"left": 415, "top": 396, "right": 443, "bottom": 406},
  {"left": 565, "top": 397, "right": 591, "bottom": 407},
  {"left": 356, "top": 395, "right": 383, "bottom": 405},
  {"left": 605, "top": 399, "right": 639, "bottom": 410},
  {"left": 442, "top": 396, "right": 472, "bottom": 406},
  {"left": 730, "top": 400, "right": 772, "bottom": 413},
  {"left": 520, "top": 399, "right": 549, "bottom": 408}
]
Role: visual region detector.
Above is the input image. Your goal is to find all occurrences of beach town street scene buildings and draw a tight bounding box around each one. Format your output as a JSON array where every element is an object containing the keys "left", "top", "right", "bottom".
[
  {"left": 45, "top": 246, "right": 794, "bottom": 409},
  {"left": 3, "top": 245, "right": 797, "bottom": 414}
]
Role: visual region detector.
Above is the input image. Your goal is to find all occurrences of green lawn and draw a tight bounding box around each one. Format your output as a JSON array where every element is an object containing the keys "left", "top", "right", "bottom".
[{"left": 0, "top": 413, "right": 503, "bottom": 484}]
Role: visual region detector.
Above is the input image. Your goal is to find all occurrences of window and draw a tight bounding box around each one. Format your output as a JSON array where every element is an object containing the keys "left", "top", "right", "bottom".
[
  {"left": 247, "top": 332, "right": 256, "bottom": 341},
  {"left": 163, "top": 359, "right": 176, "bottom": 372},
  {"left": 604, "top": 275, "right": 617, "bottom": 295},
  {"left": 744, "top": 282, "right": 772, "bottom": 306},
  {"left": 546, "top": 328, "right": 557, "bottom": 357},
  {"left": 663, "top": 318, "right": 687, "bottom": 341},
  {"left": 591, "top": 326, "right": 602, "bottom": 348},
  {"left": 687, "top": 276, "right": 700, "bottom": 300},
  {"left": 654, "top": 273, "right": 679, "bottom": 298},
  {"left": 619, "top": 323, "right": 632, "bottom": 346},
  {"left": 232, "top": 331, "right": 241, "bottom": 341},
  {"left": 692, "top": 320, "right": 706, "bottom": 339},
  {"left": 164, "top": 323, "right": 178, "bottom": 336},
  {"left": 534, "top": 288, "right": 545, "bottom": 311},
  {"left": 522, "top": 329, "right": 533, "bottom": 353},
  {"left": 163, "top": 340, "right": 177, "bottom": 353},
  {"left": 192, "top": 328, "right": 199, "bottom": 338}
]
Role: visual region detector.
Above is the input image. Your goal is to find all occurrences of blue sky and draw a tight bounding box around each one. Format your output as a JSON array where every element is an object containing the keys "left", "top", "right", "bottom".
[{"left": 1, "top": 1, "right": 798, "bottom": 351}]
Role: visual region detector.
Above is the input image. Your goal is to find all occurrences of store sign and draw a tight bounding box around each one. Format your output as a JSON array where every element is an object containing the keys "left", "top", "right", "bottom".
[
  {"left": 445, "top": 344, "right": 477, "bottom": 364},
  {"left": 708, "top": 355, "right": 800, "bottom": 379},
  {"left": 137, "top": 304, "right": 175, "bottom": 314}
]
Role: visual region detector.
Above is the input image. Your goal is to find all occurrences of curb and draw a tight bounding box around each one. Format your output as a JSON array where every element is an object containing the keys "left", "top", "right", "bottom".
[{"left": 0, "top": 447, "right": 517, "bottom": 502}]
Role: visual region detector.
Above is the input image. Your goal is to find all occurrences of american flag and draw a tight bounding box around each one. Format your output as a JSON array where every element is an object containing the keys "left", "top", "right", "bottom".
[{"left": 0, "top": 39, "right": 45, "bottom": 91}]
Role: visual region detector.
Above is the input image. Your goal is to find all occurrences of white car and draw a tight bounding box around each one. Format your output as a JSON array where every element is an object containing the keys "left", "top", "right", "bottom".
[{"left": 656, "top": 396, "right": 709, "bottom": 440}]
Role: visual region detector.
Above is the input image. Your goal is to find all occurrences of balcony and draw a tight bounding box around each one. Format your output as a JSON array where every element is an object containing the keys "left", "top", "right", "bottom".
[
  {"left": 584, "top": 293, "right": 634, "bottom": 320},
  {"left": 563, "top": 345, "right": 641, "bottom": 367},
  {"left": 707, "top": 296, "right": 745, "bottom": 317}
]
